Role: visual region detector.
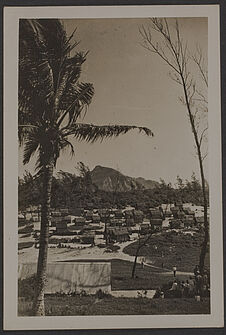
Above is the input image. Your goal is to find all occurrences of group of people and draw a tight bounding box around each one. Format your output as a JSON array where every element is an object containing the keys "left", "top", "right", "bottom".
[
  {"left": 193, "top": 265, "right": 210, "bottom": 298},
  {"left": 154, "top": 264, "right": 210, "bottom": 299}
]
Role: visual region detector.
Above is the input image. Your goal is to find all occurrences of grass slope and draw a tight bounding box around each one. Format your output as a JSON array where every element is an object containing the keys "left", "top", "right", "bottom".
[{"left": 123, "top": 230, "right": 210, "bottom": 272}]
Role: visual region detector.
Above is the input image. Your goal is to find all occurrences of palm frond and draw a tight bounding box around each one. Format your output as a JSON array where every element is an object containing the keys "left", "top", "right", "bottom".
[
  {"left": 64, "top": 123, "right": 154, "bottom": 143},
  {"left": 57, "top": 82, "right": 94, "bottom": 126},
  {"left": 60, "top": 138, "right": 75, "bottom": 157},
  {"left": 23, "top": 133, "right": 40, "bottom": 165}
]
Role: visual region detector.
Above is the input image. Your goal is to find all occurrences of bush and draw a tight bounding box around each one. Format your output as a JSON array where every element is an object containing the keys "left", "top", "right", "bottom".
[
  {"left": 95, "top": 289, "right": 111, "bottom": 299},
  {"left": 18, "top": 241, "right": 34, "bottom": 250},
  {"left": 18, "top": 275, "right": 36, "bottom": 299}
]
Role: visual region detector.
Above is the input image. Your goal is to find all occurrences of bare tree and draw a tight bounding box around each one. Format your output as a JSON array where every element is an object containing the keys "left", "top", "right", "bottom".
[
  {"left": 140, "top": 18, "right": 208, "bottom": 274},
  {"left": 131, "top": 229, "right": 153, "bottom": 278}
]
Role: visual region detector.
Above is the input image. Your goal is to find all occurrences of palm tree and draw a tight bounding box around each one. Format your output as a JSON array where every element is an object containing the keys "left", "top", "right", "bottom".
[{"left": 19, "top": 19, "right": 153, "bottom": 316}]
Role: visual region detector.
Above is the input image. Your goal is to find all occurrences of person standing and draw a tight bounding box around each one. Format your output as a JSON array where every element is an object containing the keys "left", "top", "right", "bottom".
[{"left": 173, "top": 265, "right": 177, "bottom": 277}]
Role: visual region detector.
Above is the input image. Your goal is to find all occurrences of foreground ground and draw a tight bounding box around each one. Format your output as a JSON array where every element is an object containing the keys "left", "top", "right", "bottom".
[
  {"left": 18, "top": 295, "right": 210, "bottom": 316},
  {"left": 18, "top": 229, "right": 210, "bottom": 316}
]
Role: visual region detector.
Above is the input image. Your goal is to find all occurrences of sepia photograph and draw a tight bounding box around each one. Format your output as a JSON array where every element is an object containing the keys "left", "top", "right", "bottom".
[{"left": 3, "top": 4, "right": 223, "bottom": 330}]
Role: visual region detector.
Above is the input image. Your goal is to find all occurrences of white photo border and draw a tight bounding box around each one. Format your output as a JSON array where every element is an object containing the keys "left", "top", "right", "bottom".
[{"left": 3, "top": 4, "right": 223, "bottom": 330}]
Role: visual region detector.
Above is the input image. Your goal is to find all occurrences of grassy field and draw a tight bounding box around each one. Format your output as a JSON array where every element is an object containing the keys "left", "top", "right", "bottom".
[
  {"left": 18, "top": 295, "right": 210, "bottom": 316},
  {"left": 111, "top": 259, "right": 189, "bottom": 290},
  {"left": 123, "top": 230, "right": 210, "bottom": 272}
]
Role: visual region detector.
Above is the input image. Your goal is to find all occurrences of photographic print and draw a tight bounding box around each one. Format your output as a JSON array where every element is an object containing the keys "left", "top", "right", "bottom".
[{"left": 4, "top": 4, "right": 223, "bottom": 330}]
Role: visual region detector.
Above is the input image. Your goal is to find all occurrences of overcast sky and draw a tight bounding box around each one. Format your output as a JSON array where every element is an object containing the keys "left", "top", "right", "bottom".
[{"left": 19, "top": 17, "right": 208, "bottom": 184}]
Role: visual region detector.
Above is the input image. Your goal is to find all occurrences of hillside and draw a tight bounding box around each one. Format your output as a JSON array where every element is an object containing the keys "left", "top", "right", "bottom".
[{"left": 90, "top": 165, "right": 158, "bottom": 192}]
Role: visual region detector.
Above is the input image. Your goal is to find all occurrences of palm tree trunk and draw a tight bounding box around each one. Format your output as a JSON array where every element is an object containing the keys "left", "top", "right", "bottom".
[{"left": 33, "top": 162, "right": 54, "bottom": 316}]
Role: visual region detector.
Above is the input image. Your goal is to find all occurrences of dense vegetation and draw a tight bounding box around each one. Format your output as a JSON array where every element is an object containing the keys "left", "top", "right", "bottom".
[{"left": 19, "top": 166, "right": 208, "bottom": 212}]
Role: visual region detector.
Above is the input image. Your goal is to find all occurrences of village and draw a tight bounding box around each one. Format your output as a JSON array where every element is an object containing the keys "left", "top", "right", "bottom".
[{"left": 18, "top": 202, "right": 209, "bottom": 252}]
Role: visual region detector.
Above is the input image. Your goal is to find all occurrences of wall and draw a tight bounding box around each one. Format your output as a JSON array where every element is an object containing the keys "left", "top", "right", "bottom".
[{"left": 18, "top": 262, "right": 111, "bottom": 294}]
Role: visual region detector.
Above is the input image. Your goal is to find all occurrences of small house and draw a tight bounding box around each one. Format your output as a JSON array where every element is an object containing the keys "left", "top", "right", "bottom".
[
  {"left": 98, "top": 209, "right": 110, "bottom": 222},
  {"left": 125, "top": 218, "right": 135, "bottom": 227},
  {"left": 107, "top": 227, "right": 130, "bottom": 243},
  {"left": 51, "top": 211, "right": 62, "bottom": 217},
  {"left": 140, "top": 222, "right": 151, "bottom": 235},
  {"left": 170, "top": 206, "right": 180, "bottom": 218},
  {"left": 51, "top": 216, "right": 62, "bottom": 227},
  {"left": 85, "top": 210, "right": 93, "bottom": 221},
  {"left": 149, "top": 208, "right": 163, "bottom": 219},
  {"left": 73, "top": 216, "right": 86, "bottom": 225},
  {"left": 109, "top": 218, "right": 124, "bottom": 227},
  {"left": 183, "top": 208, "right": 195, "bottom": 216},
  {"left": 134, "top": 210, "right": 144, "bottom": 223},
  {"left": 183, "top": 218, "right": 195, "bottom": 228},
  {"left": 92, "top": 214, "right": 101, "bottom": 224},
  {"left": 163, "top": 209, "right": 173, "bottom": 218},
  {"left": 55, "top": 222, "right": 68, "bottom": 234},
  {"left": 169, "top": 219, "right": 182, "bottom": 229},
  {"left": 196, "top": 216, "right": 209, "bottom": 226},
  {"left": 85, "top": 202, "right": 94, "bottom": 210},
  {"left": 114, "top": 209, "right": 123, "bottom": 219},
  {"left": 18, "top": 214, "right": 26, "bottom": 227},
  {"left": 177, "top": 210, "right": 186, "bottom": 219},
  {"left": 150, "top": 218, "right": 162, "bottom": 231},
  {"left": 124, "top": 210, "right": 133, "bottom": 219},
  {"left": 72, "top": 208, "right": 84, "bottom": 216},
  {"left": 81, "top": 233, "right": 95, "bottom": 245},
  {"left": 61, "top": 215, "right": 73, "bottom": 224},
  {"left": 59, "top": 208, "right": 69, "bottom": 216}
]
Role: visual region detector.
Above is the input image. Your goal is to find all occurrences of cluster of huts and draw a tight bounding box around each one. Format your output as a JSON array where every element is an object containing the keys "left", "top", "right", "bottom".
[{"left": 18, "top": 202, "right": 209, "bottom": 246}]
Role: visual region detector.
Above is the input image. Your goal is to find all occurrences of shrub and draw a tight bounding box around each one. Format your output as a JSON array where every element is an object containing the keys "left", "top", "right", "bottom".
[
  {"left": 18, "top": 275, "right": 36, "bottom": 299},
  {"left": 95, "top": 289, "right": 111, "bottom": 299}
]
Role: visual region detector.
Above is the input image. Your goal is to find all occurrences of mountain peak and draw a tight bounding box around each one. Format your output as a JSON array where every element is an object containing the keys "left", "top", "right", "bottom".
[{"left": 90, "top": 165, "right": 158, "bottom": 192}]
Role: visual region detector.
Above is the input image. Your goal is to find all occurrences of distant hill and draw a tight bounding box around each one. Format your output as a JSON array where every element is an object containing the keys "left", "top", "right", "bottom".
[{"left": 90, "top": 165, "right": 159, "bottom": 192}]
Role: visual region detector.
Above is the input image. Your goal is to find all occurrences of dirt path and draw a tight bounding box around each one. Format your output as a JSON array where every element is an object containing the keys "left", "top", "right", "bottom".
[{"left": 143, "top": 262, "right": 193, "bottom": 276}]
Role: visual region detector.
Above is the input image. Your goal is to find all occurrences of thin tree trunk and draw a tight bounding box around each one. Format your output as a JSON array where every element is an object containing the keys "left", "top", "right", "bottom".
[
  {"left": 198, "top": 147, "right": 209, "bottom": 274},
  {"left": 181, "top": 79, "right": 209, "bottom": 274},
  {"left": 32, "top": 162, "right": 54, "bottom": 316},
  {"left": 132, "top": 252, "right": 139, "bottom": 279}
]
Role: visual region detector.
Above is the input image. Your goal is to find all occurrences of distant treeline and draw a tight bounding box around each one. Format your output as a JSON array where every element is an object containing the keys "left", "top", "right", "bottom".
[{"left": 19, "top": 166, "right": 208, "bottom": 213}]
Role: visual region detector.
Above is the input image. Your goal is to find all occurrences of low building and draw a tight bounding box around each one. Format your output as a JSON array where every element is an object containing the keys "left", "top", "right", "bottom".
[
  {"left": 169, "top": 219, "right": 183, "bottom": 229},
  {"left": 150, "top": 218, "right": 162, "bottom": 231},
  {"left": 109, "top": 218, "right": 124, "bottom": 227},
  {"left": 55, "top": 222, "right": 68, "bottom": 234},
  {"left": 72, "top": 208, "right": 84, "bottom": 217},
  {"left": 114, "top": 209, "right": 123, "bottom": 219},
  {"left": 124, "top": 210, "right": 134, "bottom": 219},
  {"left": 107, "top": 227, "right": 130, "bottom": 243},
  {"left": 183, "top": 208, "right": 195, "bottom": 216},
  {"left": 61, "top": 215, "right": 73, "bottom": 224},
  {"left": 18, "top": 214, "right": 26, "bottom": 227},
  {"left": 177, "top": 210, "right": 186, "bottom": 219},
  {"left": 140, "top": 222, "right": 151, "bottom": 235},
  {"left": 51, "top": 216, "right": 62, "bottom": 227},
  {"left": 149, "top": 208, "right": 163, "bottom": 219},
  {"left": 85, "top": 210, "right": 93, "bottom": 221},
  {"left": 51, "top": 211, "right": 62, "bottom": 217},
  {"left": 163, "top": 209, "right": 173, "bottom": 217},
  {"left": 92, "top": 214, "right": 101, "bottom": 224},
  {"left": 73, "top": 216, "right": 86, "bottom": 225},
  {"left": 196, "top": 216, "right": 209, "bottom": 226},
  {"left": 125, "top": 218, "right": 135, "bottom": 227},
  {"left": 81, "top": 233, "right": 95, "bottom": 245},
  {"left": 59, "top": 208, "right": 69, "bottom": 216},
  {"left": 170, "top": 206, "right": 180, "bottom": 218},
  {"left": 134, "top": 210, "right": 144, "bottom": 223}
]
